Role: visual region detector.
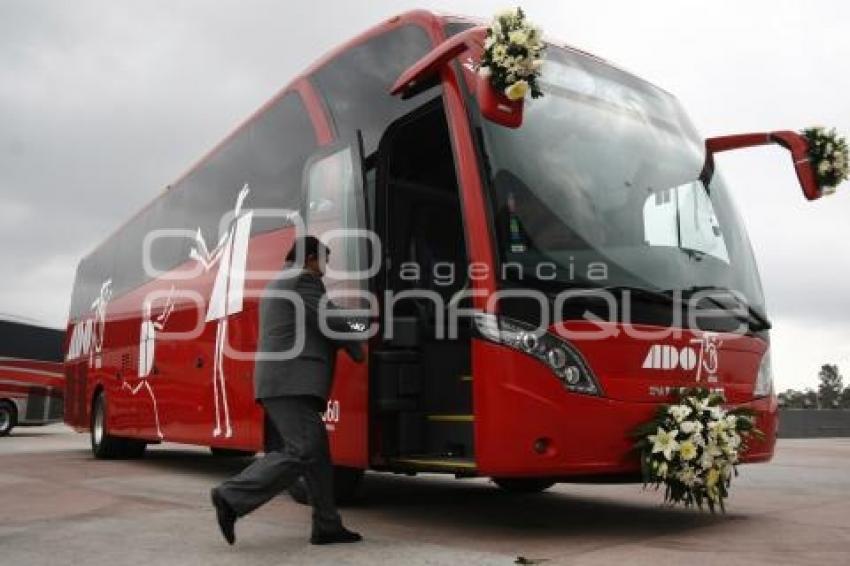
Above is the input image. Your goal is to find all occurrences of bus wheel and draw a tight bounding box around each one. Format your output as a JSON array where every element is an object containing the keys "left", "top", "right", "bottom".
[
  {"left": 0, "top": 401, "right": 17, "bottom": 437},
  {"left": 91, "top": 392, "right": 146, "bottom": 459},
  {"left": 122, "top": 439, "right": 148, "bottom": 458},
  {"left": 493, "top": 478, "right": 556, "bottom": 494},
  {"left": 210, "top": 447, "right": 256, "bottom": 458}
]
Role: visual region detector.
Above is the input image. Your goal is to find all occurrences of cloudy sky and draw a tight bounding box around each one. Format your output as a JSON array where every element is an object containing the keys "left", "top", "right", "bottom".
[{"left": 1, "top": 0, "right": 848, "bottom": 391}]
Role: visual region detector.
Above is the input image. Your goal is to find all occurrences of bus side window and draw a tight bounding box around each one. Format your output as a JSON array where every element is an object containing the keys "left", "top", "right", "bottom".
[
  {"left": 309, "top": 24, "right": 435, "bottom": 156},
  {"left": 305, "top": 146, "right": 367, "bottom": 306}
]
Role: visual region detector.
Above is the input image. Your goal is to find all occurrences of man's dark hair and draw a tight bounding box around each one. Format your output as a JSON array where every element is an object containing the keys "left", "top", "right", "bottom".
[{"left": 285, "top": 235, "right": 329, "bottom": 265}]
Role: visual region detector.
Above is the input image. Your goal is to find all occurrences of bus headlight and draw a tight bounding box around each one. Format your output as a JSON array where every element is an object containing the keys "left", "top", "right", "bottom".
[
  {"left": 754, "top": 348, "right": 773, "bottom": 398},
  {"left": 547, "top": 347, "right": 567, "bottom": 370},
  {"left": 474, "top": 313, "right": 601, "bottom": 395}
]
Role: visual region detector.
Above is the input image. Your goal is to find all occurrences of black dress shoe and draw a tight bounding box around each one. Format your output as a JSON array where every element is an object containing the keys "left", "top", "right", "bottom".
[
  {"left": 310, "top": 526, "right": 363, "bottom": 545},
  {"left": 211, "top": 488, "right": 237, "bottom": 545}
]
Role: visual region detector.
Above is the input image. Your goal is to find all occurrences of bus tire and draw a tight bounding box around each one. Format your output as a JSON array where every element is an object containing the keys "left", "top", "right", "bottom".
[
  {"left": 210, "top": 447, "right": 256, "bottom": 458},
  {"left": 91, "top": 392, "right": 146, "bottom": 459},
  {"left": 0, "top": 401, "right": 17, "bottom": 437},
  {"left": 287, "top": 467, "right": 364, "bottom": 506},
  {"left": 493, "top": 478, "right": 556, "bottom": 494},
  {"left": 122, "top": 439, "right": 148, "bottom": 459}
]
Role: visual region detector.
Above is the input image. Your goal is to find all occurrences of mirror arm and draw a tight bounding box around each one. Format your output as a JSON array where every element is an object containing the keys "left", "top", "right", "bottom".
[
  {"left": 390, "top": 26, "right": 487, "bottom": 97},
  {"left": 705, "top": 131, "right": 821, "bottom": 200}
]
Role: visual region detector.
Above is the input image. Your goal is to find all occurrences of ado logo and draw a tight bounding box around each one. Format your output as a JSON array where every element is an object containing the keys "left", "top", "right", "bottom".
[
  {"left": 642, "top": 344, "right": 698, "bottom": 371},
  {"left": 641, "top": 334, "right": 722, "bottom": 382}
]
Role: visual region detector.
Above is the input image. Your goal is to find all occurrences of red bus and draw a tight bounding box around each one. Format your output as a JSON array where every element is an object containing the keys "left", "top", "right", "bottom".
[
  {"left": 64, "top": 11, "right": 824, "bottom": 495},
  {"left": 1, "top": 317, "right": 65, "bottom": 436}
]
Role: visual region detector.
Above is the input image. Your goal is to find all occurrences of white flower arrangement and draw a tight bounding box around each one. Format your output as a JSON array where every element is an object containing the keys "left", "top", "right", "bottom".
[
  {"left": 478, "top": 7, "right": 545, "bottom": 101},
  {"left": 633, "top": 388, "right": 762, "bottom": 513},
  {"left": 802, "top": 126, "right": 849, "bottom": 195}
]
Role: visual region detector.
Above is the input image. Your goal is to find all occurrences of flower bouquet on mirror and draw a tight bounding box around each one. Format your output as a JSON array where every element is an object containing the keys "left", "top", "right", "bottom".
[
  {"left": 632, "top": 388, "right": 763, "bottom": 513},
  {"left": 802, "top": 126, "right": 849, "bottom": 195},
  {"left": 478, "top": 7, "right": 546, "bottom": 101},
  {"left": 476, "top": 7, "right": 545, "bottom": 128}
]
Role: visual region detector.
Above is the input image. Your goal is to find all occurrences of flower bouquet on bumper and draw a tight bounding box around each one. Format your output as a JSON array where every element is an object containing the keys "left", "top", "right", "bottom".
[{"left": 633, "top": 388, "right": 763, "bottom": 513}]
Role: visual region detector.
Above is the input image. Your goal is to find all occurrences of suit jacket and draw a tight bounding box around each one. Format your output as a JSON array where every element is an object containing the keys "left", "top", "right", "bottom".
[{"left": 253, "top": 267, "right": 364, "bottom": 402}]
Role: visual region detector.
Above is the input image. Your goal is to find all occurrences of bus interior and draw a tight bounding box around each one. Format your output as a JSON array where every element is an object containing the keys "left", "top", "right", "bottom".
[{"left": 371, "top": 97, "right": 475, "bottom": 470}]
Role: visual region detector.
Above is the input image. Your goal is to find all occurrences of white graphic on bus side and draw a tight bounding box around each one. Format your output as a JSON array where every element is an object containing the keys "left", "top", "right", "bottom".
[
  {"left": 189, "top": 184, "right": 253, "bottom": 438},
  {"left": 123, "top": 286, "right": 176, "bottom": 440},
  {"left": 66, "top": 278, "right": 113, "bottom": 369}
]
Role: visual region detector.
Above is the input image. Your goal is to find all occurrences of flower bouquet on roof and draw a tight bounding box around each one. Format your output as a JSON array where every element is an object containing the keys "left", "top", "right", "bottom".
[{"left": 633, "top": 388, "right": 763, "bottom": 513}]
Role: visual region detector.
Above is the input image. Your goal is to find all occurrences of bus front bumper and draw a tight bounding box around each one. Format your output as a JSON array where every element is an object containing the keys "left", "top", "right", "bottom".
[{"left": 473, "top": 344, "right": 777, "bottom": 479}]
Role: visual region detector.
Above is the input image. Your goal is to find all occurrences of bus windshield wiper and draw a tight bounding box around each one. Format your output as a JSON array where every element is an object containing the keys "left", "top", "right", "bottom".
[
  {"left": 584, "top": 285, "right": 678, "bottom": 306},
  {"left": 670, "top": 285, "right": 772, "bottom": 331}
]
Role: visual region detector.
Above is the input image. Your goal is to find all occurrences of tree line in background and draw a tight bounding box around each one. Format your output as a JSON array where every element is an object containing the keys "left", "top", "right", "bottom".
[{"left": 779, "top": 364, "right": 850, "bottom": 409}]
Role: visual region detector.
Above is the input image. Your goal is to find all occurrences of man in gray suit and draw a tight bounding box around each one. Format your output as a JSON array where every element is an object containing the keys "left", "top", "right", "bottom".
[{"left": 211, "top": 235, "right": 365, "bottom": 546}]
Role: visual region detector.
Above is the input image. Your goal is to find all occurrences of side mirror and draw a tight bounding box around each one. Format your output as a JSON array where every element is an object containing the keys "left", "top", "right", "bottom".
[
  {"left": 390, "top": 25, "right": 525, "bottom": 129},
  {"left": 475, "top": 73, "right": 524, "bottom": 129},
  {"left": 704, "top": 131, "right": 822, "bottom": 200}
]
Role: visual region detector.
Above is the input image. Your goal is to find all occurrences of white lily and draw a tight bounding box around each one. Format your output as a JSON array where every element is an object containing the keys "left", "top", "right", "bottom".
[
  {"left": 679, "top": 419, "right": 703, "bottom": 435},
  {"left": 649, "top": 427, "right": 680, "bottom": 461},
  {"left": 669, "top": 405, "right": 692, "bottom": 423}
]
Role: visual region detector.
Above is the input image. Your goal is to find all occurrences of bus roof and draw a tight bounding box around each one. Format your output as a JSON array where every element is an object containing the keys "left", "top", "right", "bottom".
[
  {"left": 79, "top": 10, "right": 445, "bottom": 264},
  {"left": 76, "top": 9, "right": 666, "bottom": 268}
]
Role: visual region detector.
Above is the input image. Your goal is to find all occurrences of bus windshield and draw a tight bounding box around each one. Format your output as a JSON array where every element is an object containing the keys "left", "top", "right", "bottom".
[{"left": 478, "top": 45, "right": 766, "bottom": 313}]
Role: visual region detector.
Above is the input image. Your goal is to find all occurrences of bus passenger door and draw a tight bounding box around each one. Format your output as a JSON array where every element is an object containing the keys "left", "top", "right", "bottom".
[
  {"left": 372, "top": 99, "right": 475, "bottom": 465},
  {"left": 303, "top": 137, "right": 371, "bottom": 469}
]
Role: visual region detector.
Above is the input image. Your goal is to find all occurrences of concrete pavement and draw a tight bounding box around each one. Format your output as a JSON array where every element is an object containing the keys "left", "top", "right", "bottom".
[{"left": 1, "top": 425, "right": 849, "bottom": 565}]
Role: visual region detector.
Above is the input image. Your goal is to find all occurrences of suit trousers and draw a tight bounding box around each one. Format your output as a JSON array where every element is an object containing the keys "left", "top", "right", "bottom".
[{"left": 216, "top": 395, "right": 342, "bottom": 532}]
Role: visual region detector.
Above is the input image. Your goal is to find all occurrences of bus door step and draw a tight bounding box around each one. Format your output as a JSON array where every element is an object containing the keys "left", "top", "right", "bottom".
[{"left": 387, "top": 455, "right": 477, "bottom": 475}]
